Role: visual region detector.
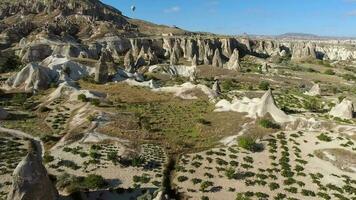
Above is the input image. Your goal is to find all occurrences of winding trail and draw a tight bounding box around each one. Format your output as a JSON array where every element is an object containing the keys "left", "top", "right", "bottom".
[{"left": 0, "top": 126, "right": 45, "bottom": 158}]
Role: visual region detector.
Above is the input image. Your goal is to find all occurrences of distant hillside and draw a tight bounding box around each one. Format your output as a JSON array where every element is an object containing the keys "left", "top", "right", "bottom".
[{"left": 0, "top": 0, "right": 190, "bottom": 48}]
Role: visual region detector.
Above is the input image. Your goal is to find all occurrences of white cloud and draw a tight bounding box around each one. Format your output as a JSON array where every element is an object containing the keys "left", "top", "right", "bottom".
[{"left": 164, "top": 6, "right": 180, "bottom": 13}]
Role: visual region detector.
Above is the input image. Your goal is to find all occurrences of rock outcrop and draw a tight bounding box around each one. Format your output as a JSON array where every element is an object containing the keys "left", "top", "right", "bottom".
[
  {"left": 5, "top": 63, "right": 53, "bottom": 92},
  {"left": 170, "top": 49, "right": 179, "bottom": 65},
  {"left": 225, "top": 49, "right": 240, "bottom": 70},
  {"left": 124, "top": 50, "right": 135, "bottom": 72},
  {"left": 191, "top": 54, "right": 198, "bottom": 66},
  {"left": 329, "top": 99, "right": 354, "bottom": 120},
  {"left": 147, "top": 47, "right": 158, "bottom": 66},
  {"left": 215, "top": 89, "right": 293, "bottom": 123},
  {"left": 212, "top": 49, "right": 223, "bottom": 67},
  {"left": 291, "top": 42, "right": 317, "bottom": 61},
  {"left": 94, "top": 56, "right": 109, "bottom": 84},
  {"left": 7, "top": 151, "right": 58, "bottom": 200},
  {"left": 304, "top": 84, "right": 321, "bottom": 96}
]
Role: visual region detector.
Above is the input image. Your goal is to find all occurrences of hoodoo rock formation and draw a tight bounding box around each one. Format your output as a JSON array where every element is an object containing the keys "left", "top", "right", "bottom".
[
  {"left": 329, "top": 99, "right": 354, "bottom": 120},
  {"left": 7, "top": 151, "right": 58, "bottom": 200},
  {"left": 225, "top": 49, "right": 241, "bottom": 70},
  {"left": 212, "top": 49, "right": 223, "bottom": 68}
]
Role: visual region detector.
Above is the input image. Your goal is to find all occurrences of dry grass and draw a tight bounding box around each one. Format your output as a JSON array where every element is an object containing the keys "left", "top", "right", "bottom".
[{"left": 78, "top": 80, "right": 172, "bottom": 103}]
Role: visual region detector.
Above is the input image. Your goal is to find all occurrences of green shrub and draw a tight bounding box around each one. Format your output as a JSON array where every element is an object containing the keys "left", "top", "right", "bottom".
[
  {"left": 324, "top": 69, "right": 335, "bottom": 75},
  {"left": 268, "top": 182, "right": 279, "bottom": 191},
  {"left": 43, "top": 153, "right": 54, "bottom": 164},
  {"left": 317, "top": 133, "right": 332, "bottom": 142},
  {"left": 177, "top": 176, "right": 188, "bottom": 182},
  {"left": 200, "top": 181, "right": 213, "bottom": 192},
  {"left": 78, "top": 94, "right": 87, "bottom": 102},
  {"left": 91, "top": 99, "right": 100, "bottom": 106},
  {"left": 238, "top": 137, "right": 262, "bottom": 152},
  {"left": 84, "top": 174, "right": 107, "bottom": 189},
  {"left": 258, "top": 119, "right": 280, "bottom": 129},
  {"left": 224, "top": 167, "right": 236, "bottom": 179},
  {"left": 258, "top": 81, "right": 270, "bottom": 90}
]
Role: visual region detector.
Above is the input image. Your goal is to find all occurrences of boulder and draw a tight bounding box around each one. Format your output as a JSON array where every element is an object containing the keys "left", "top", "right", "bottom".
[
  {"left": 212, "top": 49, "right": 223, "bottom": 67},
  {"left": 124, "top": 50, "right": 135, "bottom": 72},
  {"left": 225, "top": 49, "right": 240, "bottom": 70},
  {"left": 7, "top": 151, "right": 58, "bottom": 200},
  {"left": 304, "top": 84, "right": 321, "bottom": 96},
  {"left": 0, "top": 107, "right": 8, "bottom": 120},
  {"left": 329, "top": 99, "right": 354, "bottom": 120}
]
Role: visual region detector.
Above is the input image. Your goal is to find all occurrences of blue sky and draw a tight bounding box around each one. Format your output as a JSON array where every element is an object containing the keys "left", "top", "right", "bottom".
[{"left": 102, "top": 0, "right": 356, "bottom": 37}]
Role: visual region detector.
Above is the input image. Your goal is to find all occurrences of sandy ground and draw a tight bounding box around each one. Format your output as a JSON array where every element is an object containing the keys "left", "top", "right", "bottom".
[{"left": 174, "top": 130, "right": 356, "bottom": 200}]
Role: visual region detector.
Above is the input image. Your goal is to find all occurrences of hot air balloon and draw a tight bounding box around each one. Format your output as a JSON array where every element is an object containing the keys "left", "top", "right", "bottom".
[{"left": 131, "top": 5, "right": 136, "bottom": 12}]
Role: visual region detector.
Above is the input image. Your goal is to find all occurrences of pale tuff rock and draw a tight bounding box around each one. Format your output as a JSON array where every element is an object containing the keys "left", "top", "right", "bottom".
[
  {"left": 291, "top": 42, "right": 317, "bottom": 61},
  {"left": 47, "top": 82, "right": 105, "bottom": 103},
  {"left": 5, "top": 63, "right": 53, "bottom": 92},
  {"left": 138, "top": 47, "right": 146, "bottom": 59},
  {"left": 215, "top": 89, "right": 293, "bottom": 123},
  {"left": 124, "top": 50, "right": 135, "bottom": 72},
  {"left": 0, "top": 107, "right": 9, "bottom": 120},
  {"left": 135, "top": 54, "right": 146, "bottom": 69},
  {"left": 173, "top": 40, "right": 183, "bottom": 58},
  {"left": 170, "top": 49, "right": 179, "bottom": 65},
  {"left": 148, "top": 65, "right": 196, "bottom": 78},
  {"left": 212, "top": 79, "right": 221, "bottom": 94},
  {"left": 94, "top": 56, "right": 109, "bottom": 84},
  {"left": 163, "top": 38, "right": 174, "bottom": 57},
  {"left": 221, "top": 38, "right": 238, "bottom": 58},
  {"left": 329, "top": 99, "right": 354, "bottom": 120},
  {"left": 191, "top": 54, "right": 198, "bottom": 66},
  {"left": 197, "top": 39, "right": 205, "bottom": 61},
  {"left": 225, "top": 49, "right": 241, "bottom": 70},
  {"left": 203, "top": 43, "right": 213, "bottom": 65},
  {"left": 304, "top": 84, "right": 321, "bottom": 96},
  {"left": 153, "top": 82, "right": 218, "bottom": 101},
  {"left": 241, "top": 38, "right": 252, "bottom": 52},
  {"left": 212, "top": 49, "right": 223, "bottom": 67},
  {"left": 130, "top": 39, "right": 140, "bottom": 58},
  {"left": 185, "top": 39, "right": 198, "bottom": 61},
  {"left": 147, "top": 47, "right": 158, "bottom": 66},
  {"left": 7, "top": 152, "right": 58, "bottom": 200},
  {"left": 20, "top": 44, "right": 52, "bottom": 63},
  {"left": 42, "top": 56, "right": 95, "bottom": 81}
]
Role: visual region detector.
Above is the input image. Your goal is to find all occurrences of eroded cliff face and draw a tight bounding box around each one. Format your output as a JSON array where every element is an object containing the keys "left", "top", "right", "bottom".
[
  {"left": 13, "top": 35, "right": 356, "bottom": 69},
  {"left": 1, "top": 1, "right": 355, "bottom": 64}
]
